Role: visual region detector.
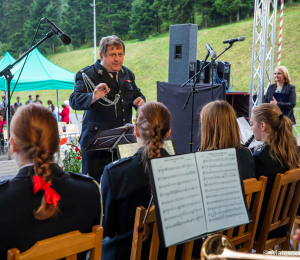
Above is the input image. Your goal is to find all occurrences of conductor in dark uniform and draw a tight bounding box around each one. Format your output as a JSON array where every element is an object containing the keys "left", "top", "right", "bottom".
[{"left": 69, "top": 35, "right": 145, "bottom": 182}]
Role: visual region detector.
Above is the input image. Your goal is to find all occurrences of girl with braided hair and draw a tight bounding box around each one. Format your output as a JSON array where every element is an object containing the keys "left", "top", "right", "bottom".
[
  {"left": 0, "top": 104, "right": 101, "bottom": 260},
  {"left": 101, "top": 101, "right": 172, "bottom": 260},
  {"left": 250, "top": 103, "right": 300, "bottom": 239}
]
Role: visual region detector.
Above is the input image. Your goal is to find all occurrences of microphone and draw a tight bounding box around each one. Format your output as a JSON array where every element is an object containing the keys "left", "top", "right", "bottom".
[
  {"left": 244, "top": 135, "right": 254, "bottom": 148},
  {"left": 45, "top": 18, "right": 71, "bottom": 45},
  {"left": 205, "top": 43, "right": 217, "bottom": 59},
  {"left": 223, "top": 36, "right": 245, "bottom": 44}
]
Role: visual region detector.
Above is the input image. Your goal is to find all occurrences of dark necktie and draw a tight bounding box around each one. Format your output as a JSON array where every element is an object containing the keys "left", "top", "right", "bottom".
[{"left": 111, "top": 72, "right": 118, "bottom": 86}]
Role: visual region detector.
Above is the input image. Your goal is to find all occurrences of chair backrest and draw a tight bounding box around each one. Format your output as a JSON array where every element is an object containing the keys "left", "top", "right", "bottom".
[
  {"left": 7, "top": 225, "right": 103, "bottom": 260},
  {"left": 3, "top": 129, "right": 7, "bottom": 140},
  {"left": 255, "top": 168, "right": 300, "bottom": 253},
  {"left": 130, "top": 205, "right": 194, "bottom": 260},
  {"left": 58, "top": 125, "right": 63, "bottom": 134},
  {"left": 219, "top": 176, "right": 267, "bottom": 252},
  {"left": 65, "top": 124, "right": 79, "bottom": 133},
  {"left": 58, "top": 122, "right": 67, "bottom": 128}
]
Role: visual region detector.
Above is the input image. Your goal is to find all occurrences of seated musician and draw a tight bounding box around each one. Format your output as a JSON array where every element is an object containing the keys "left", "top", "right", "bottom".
[
  {"left": 0, "top": 104, "right": 101, "bottom": 260},
  {"left": 101, "top": 101, "right": 173, "bottom": 260},
  {"left": 200, "top": 100, "right": 255, "bottom": 180},
  {"left": 250, "top": 103, "right": 300, "bottom": 239}
]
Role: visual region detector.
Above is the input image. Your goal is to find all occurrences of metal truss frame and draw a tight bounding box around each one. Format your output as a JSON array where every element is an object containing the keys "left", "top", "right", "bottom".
[{"left": 249, "top": 0, "right": 278, "bottom": 118}]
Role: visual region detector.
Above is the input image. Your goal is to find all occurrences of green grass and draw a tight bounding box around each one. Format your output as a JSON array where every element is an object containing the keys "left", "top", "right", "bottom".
[{"left": 6, "top": 3, "right": 300, "bottom": 111}]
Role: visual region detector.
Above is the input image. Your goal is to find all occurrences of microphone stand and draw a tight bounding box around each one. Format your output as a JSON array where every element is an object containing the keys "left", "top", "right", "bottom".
[
  {"left": 0, "top": 30, "right": 55, "bottom": 158},
  {"left": 181, "top": 43, "right": 234, "bottom": 153},
  {"left": 183, "top": 51, "right": 210, "bottom": 153}
]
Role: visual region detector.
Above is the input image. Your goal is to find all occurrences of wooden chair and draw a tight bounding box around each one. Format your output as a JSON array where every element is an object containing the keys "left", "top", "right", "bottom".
[
  {"left": 254, "top": 168, "right": 300, "bottom": 253},
  {"left": 58, "top": 125, "right": 63, "bottom": 134},
  {"left": 130, "top": 205, "right": 194, "bottom": 260},
  {"left": 218, "top": 176, "right": 267, "bottom": 252},
  {"left": 290, "top": 216, "right": 300, "bottom": 250},
  {"left": 7, "top": 225, "right": 103, "bottom": 260}
]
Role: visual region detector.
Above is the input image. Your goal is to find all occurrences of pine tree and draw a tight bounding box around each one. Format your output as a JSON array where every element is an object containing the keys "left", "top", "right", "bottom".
[
  {"left": 45, "top": 0, "right": 62, "bottom": 54},
  {"left": 1, "top": 0, "right": 33, "bottom": 56},
  {"left": 110, "top": 0, "right": 133, "bottom": 39},
  {"left": 61, "top": 0, "right": 93, "bottom": 50},
  {"left": 24, "top": 0, "right": 49, "bottom": 53},
  {"left": 214, "top": 0, "right": 242, "bottom": 23},
  {"left": 130, "top": 0, "right": 156, "bottom": 41}
]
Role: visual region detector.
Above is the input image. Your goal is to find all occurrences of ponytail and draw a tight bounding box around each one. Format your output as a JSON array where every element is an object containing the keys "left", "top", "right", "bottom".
[
  {"left": 252, "top": 104, "right": 300, "bottom": 169},
  {"left": 10, "top": 104, "right": 60, "bottom": 220}
]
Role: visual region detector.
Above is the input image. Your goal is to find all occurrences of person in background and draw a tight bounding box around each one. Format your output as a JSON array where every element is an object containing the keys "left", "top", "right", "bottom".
[
  {"left": 0, "top": 114, "right": 6, "bottom": 133},
  {"left": 0, "top": 104, "right": 101, "bottom": 260},
  {"left": 47, "top": 100, "right": 57, "bottom": 121},
  {"left": 33, "top": 94, "right": 44, "bottom": 105},
  {"left": 0, "top": 95, "right": 5, "bottom": 110},
  {"left": 25, "top": 95, "right": 33, "bottom": 105},
  {"left": 13, "top": 96, "right": 22, "bottom": 109},
  {"left": 9, "top": 105, "right": 15, "bottom": 120},
  {"left": 101, "top": 101, "right": 171, "bottom": 260},
  {"left": 60, "top": 101, "right": 70, "bottom": 124},
  {"left": 250, "top": 103, "right": 300, "bottom": 239},
  {"left": 264, "top": 66, "right": 296, "bottom": 123},
  {"left": 63, "top": 100, "right": 71, "bottom": 123},
  {"left": 200, "top": 100, "right": 255, "bottom": 180}
]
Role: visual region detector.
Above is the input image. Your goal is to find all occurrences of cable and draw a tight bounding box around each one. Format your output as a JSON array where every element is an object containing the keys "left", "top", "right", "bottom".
[{"left": 229, "top": 68, "right": 234, "bottom": 89}]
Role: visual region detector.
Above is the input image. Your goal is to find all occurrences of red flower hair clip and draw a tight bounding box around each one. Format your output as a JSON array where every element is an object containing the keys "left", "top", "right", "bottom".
[
  {"left": 125, "top": 80, "right": 132, "bottom": 83},
  {"left": 33, "top": 176, "right": 61, "bottom": 207}
]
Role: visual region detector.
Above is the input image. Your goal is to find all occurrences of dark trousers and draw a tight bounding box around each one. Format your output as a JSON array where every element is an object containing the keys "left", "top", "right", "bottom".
[{"left": 82, "top": 148, "right": 118, "bottom": 183}]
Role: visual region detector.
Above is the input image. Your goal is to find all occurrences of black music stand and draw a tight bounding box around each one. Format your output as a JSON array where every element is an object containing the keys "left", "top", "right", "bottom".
[{"left": 85, "top": 124, "right": 135, "bottom": 161}]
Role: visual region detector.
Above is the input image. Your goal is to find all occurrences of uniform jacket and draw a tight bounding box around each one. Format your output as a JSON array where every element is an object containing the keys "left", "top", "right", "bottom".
[
  {"left": 101, "top": 148, "right": 169, "bottom": 260},
  {"left": 264, "top": 83, "right": 296, "bottom": 123},
  {"left": 69, "top": 60, "right": 145, "bottom": 148},
  {"left": 253, "top": 145, "right": 289, "bottom": 239},
  {"left": 238, "top": 147, "right": 255, "bottom": 180},
  {"left": 0, "top": 164, "right": 101, "bottom": 260}
]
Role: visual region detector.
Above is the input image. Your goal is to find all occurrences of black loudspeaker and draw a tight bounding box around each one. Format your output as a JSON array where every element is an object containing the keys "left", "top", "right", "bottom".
[
  {"left": 195, "top": 60, "right": 231, "bottom": 86},
  {"left": 217, "top": 61, "right": 231, "bottom": 88},
  {"left": 168, "top": 24, "right": 198, "bottom": 83}
]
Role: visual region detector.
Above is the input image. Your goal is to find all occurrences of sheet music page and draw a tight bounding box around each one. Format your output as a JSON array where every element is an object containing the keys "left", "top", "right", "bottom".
[
  {"left": 118, "top": 141, "right": 176, "bottom": 159},
  {"left": 195, "top": 148, "right": 249, "bottom": 233},
  {"left": 0, "top": 160, "right": 19, "bottom": 182},
  {"left": 237, "top": 117, "right": 263, "bottom": 149},
  {"left": 150, "top": 154, "right": 207, "bottom": 247}
]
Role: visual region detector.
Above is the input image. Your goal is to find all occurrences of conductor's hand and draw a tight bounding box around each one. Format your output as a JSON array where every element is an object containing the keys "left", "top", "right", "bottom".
[
  {"left": 133, "top": 97, "right": 145, "bottom": 107},
  {"left": 91, "top": 83, "right": 110, "bottom": 105},
  {"left": 270, "top": 96, "right": 278, "bottom": 106}
]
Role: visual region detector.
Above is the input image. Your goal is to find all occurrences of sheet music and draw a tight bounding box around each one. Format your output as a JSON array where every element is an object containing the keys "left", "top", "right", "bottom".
[
  {"left": 195, "top": 148, "right": 249, "bottom": 232},
  {"left": 150, "top": 154, "right": 206, "bottom": 247},
  {"left": 237, "top": 117, "right": 263, "bottom": 149},
  {"left": 0, "top": 160, "right": 19, "bottom": 182},
  {"left": 117, "top": 140, "right": 176, "bottom": 159}
]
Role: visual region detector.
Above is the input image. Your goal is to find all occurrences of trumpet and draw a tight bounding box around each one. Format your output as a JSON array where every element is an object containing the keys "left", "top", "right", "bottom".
[{"left": 201, "top": 234, "right": 298, "bottom": 259}]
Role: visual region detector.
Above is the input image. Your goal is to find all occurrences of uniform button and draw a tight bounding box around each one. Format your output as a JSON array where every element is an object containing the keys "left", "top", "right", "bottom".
[
  {"left": 123, "top": 119, "right": 125, "bottom": 121},
  {"left": 119, "top": 91, "right": 121, "bottom": 93},
  {"left": 122, "top": 99, "right": 124, "bottom": 102},
  {"left": 123, "top": 109, "right": 124, "bottom": 112},
  {"left": 95, "top": 127, "right": 97, "bottom": 130}
]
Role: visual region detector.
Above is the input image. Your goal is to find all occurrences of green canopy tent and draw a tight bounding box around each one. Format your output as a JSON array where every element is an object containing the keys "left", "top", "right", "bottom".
[
  {"left": 0, "top": 48, "right": 74, "bottom": 91},
  {"left": 0, "top": 52, "right": 16, "bottom": 92},
  {"left": 0, "top": 48, "right": 75, "bottom": 120}
]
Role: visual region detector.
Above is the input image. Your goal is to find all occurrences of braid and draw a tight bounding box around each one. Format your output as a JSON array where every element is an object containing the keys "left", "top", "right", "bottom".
[
  {"left": 10, "top": 104, "right": 60, "bottom": 221},
  {"left": 33, "top": 144, "right": 58, "bottom": 220},
  {"left": 149, "top": 126, "right": 162, "bottom": 159}
]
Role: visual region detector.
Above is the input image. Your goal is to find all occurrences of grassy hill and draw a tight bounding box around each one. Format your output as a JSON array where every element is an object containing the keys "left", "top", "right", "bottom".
[{"left": 10, "top": 3, "right": 300, "bottom": 111}]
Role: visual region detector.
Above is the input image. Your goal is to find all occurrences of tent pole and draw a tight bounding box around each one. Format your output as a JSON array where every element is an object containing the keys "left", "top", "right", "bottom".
[{"left": 57, "top": 89, "right": 59, "bottom": 120}]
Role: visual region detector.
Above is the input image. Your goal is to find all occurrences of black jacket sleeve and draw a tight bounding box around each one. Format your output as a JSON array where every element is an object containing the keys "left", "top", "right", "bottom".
[
  {"left": 101, "top": 165, "right": 116, "bottom": 238},
  {"left": 69, "top": 71, "right": 95, "bottom": 111},
  {"left": 277, "top": 84, "right": 296, "bottom": 111}
]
